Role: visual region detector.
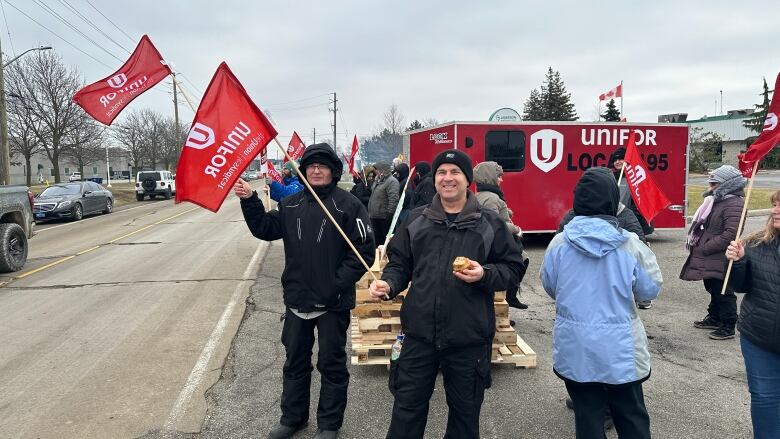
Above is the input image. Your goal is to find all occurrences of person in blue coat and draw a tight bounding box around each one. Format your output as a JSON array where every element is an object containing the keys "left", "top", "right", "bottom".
[
  {"left": 541, "top": 167, "right": 662, "bottom": 439},
  {"left": 269, "top": 161, "right": 304, "bottom": 202}
]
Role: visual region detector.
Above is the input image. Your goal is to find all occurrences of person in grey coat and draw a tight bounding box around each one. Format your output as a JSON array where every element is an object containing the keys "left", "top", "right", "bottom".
[
  {"left": 368, "top": 161, "right": 399, "bottom": 246},
  {"left": 680, "top": 165, "right": 746, "bottom": 340}
]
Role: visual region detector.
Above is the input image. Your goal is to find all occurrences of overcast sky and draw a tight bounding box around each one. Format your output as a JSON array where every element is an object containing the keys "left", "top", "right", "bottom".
[{"left": 3, "top": 0, "right": 778, "bottom": 157}]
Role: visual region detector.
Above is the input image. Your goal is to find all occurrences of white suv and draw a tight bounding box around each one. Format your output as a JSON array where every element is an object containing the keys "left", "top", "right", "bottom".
[
  {"left": 136, "top": 171, "right": 176, "bottom": 201},
  {"left": 68, "top": 172, "right": 82, "bottom": 182}
]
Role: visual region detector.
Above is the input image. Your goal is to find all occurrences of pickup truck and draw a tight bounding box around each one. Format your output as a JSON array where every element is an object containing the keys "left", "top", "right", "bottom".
[{"left": 0, "top": 185, "right": 35, "bottom": 272}]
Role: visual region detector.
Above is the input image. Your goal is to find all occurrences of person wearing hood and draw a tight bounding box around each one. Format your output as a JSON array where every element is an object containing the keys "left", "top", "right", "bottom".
[
  {"left": 473, "top": 161, "right": 529, "bottom": 310},
  {"left": 234, "top": 143, "right": 376, "bottom": 439},
  {"left": 392, "top": 162, "right": 414, "bottom": 232},
  {"left": 369, "top": 149, "right": 524, "bottom": 439},
  {"left": 609, "top": 147, "right": 655, "bottom": 236},
  {"left": 541, "top": 167, "right": 662, "bottom": 439},
  {"left": 680, "top": 165, "right": 747, "bottom": 340},
  {"left": 349, "top": 166, "right": 372, "bottom": 209},
  {"left": 368, "top": 161, "right": 399, "bottom": 246},
  {"left": 411, "top": 161, "right": 436, "bottom": 208},
  {"left": 268, "top": 161, "right": 304, "bottom": 202}
]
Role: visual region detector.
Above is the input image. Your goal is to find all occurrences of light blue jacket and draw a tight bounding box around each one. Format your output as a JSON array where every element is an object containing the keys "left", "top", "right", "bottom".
[{"left": 540, "top": 216, "right": 662, "bottom": 385}]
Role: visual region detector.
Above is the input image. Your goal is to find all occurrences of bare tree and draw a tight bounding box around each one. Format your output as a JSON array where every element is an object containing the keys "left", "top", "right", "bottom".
[
  {"left": 140, "top": 109, "right": 164, "bottom": 170},
  {"left": 113, "top": 110, "right": 146, "bottom": 172},
  {"left": 6, "top": 51, "right": 83, "bottom": 183},
  {"left": 62, "top": 112, "right": 105, "bottom": 177},
  {"left": 6, "top": 91, "right": 42, "bottom": 186},
  {"left": 383, "top": 104, "right": 406, "bottom": 136},
  {"left": 160, "top": 116, "right": 186, "bottom": 170}
]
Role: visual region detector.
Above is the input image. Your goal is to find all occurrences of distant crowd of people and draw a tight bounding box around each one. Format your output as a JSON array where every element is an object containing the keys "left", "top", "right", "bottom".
[{"left": 234, "top": 144, "right": 779, "bottom": 439}]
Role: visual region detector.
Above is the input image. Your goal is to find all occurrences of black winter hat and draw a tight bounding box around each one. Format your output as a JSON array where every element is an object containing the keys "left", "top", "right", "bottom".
[
  {"left": 432, "top": 149, "right": 473, "bottom": 184},
  {"left": 573, "top": 167, "right": 619, "bottom": 217},
  {"left": 299, "top": 143, "right": 343, "bottom": 181},
  {"left": 609, "top": 147, "right": 626, "bottom": 167}
]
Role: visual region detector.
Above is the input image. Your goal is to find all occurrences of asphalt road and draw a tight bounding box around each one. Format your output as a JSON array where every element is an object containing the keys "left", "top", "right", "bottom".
[
  {"left": 0, "top": 182, "right": 267, "bottom": 438},
  {"left": 689, "top": 169, "right": 780, "bottom": 189},
  {"left": 186, "top": 215, "right": 771, "bottom": 439}
]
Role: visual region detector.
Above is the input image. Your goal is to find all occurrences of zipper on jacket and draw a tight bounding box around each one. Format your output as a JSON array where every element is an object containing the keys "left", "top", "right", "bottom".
[
  {"left": 316, "top": 218, "right": 326, "bottom": 243},
  {"left": 297, "top": 218, "right": 302, "bottom": 240}
]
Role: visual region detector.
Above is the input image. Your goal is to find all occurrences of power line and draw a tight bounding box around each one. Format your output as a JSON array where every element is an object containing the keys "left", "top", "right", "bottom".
[
  {"left": 82, "top": 0, "right": 135, "bottom": 43},
  {"left": 29, "top": 0, "right": 124, "bottom": 63},
  {"left": 0, "top": 0, "right": 16, "bottom": 56},
  {"left": 265, "top": 101, "right": 330, "bottom": 113},
  {"left": 264, "top": 93, "right": 332, "bottom": 108},
  {"left": 57, "top": 0, "right": 132, "bottom": 54},
  {"left": 177, "top": 72, "right": 202, "bottom": 96},
  {"left": 4, "top": 0, "right": 114, "bottom": 69}
]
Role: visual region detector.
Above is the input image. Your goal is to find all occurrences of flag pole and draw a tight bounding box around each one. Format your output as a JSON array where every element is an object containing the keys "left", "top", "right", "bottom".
[
  {"left": 620, "top": 80, "right": 624, "bottom": 118},
  {"left": 382, "top": 166, "right": 416, "bottom": 251},
  {"left": 271, "top": 137, "right": 379, "bottom": 283},
  {"left": 720, "top": 163, "right": 759, "bottom": 295}
]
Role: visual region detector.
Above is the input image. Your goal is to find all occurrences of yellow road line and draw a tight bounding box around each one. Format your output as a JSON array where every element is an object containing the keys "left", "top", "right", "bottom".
[{"left": 14, "top": 207, "right": 200, "bottom": 280}]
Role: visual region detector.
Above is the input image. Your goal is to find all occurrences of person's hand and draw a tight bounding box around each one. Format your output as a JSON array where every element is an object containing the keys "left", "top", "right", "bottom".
[
  {"left": 369, "top": 279, "right": 391, "bottom": 300},
  {"left": 233, "top": 178, "right": 253, "bottom": 199},
  {"left": 262, "top": 185, "right": 269, "bottom": 194},
  {"left": 726, "top": 240, "right": 745, "bottom": 261},
  {"left": 454, "top": 260, "right": 484, "bottom": 283}
]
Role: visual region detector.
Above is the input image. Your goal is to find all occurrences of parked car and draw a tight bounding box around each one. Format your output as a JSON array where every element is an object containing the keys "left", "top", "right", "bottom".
[
  {"left": 68, "top": 172, "right": 82, "bottom": 182},
  {"left": 33, "top": 182, "right": 113, "bottom": 222},
  {"left": 0, "top": 185, "right": 35, "bottom": 272},
  {"left": 241, "top": 170, "right": 259, "bottom": 180},
  {"left": 136, "top": 170, "right": 175, "bottom": 200}
]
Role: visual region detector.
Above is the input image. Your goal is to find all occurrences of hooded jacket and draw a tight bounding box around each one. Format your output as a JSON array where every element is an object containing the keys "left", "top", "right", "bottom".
[
  {"left": 240, "top": 143, "right": 375, "bottom": 312},
  {"left": 473, "top": 161, "right": 520, "bottom": 235},
  {"left": 680, "top": 176, "right": 746, "bottom": 281},
  {"left": 394, "top": 163, "right": 413, "bottom": 210},
  {"left": 368, "top": 172, "right": 400, "bottom": 219},
  {"left": 381, "top": 192, "right": 525, "bottom": 350},
  {"left": 270, "top": 176, "right": 304, "bottom": 202},
  {"left": 350, "top": 175, "right": 371, "bottom": 208},
  {"left": 541, "top": 168, "right": 662, "bottom": 385}
]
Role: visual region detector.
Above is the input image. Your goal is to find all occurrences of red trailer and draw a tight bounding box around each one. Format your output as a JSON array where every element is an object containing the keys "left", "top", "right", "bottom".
[{"left": 404, "top": 122, "right": 689, "bottom": 233}]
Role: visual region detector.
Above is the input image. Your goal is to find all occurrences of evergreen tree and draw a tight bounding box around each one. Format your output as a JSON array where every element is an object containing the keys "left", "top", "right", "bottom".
[
  {"left": 522, "top": 67, "right": 578, "bottom": 121},
  {"left": 407, "top": 120, "right": 423, "bottom": 131},
  {"left": 743, "top": 78, "right": 771, "bottom": 133},
  {"left": 601, "top": 99, "right": 621, "bottom": 121}
]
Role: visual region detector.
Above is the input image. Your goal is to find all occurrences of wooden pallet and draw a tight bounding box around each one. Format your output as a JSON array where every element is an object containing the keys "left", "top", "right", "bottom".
[{"left": 491, "top": 334, "right": 537, "bottom": 368}]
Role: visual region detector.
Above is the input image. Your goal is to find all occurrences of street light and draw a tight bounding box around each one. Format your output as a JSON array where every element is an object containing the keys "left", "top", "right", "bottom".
[{"left": 0, "top": 45, "right": 53, "bottom": 185}]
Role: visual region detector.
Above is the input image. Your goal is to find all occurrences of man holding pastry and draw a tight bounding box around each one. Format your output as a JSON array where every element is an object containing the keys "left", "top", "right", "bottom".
[{"left": 369, "top": 149, "right": 525, "bottom": 439}]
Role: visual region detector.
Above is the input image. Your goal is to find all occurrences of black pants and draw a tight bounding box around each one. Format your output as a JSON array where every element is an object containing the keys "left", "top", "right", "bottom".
[
  {"left": 703, "top": 278, "right": 738, "bottom": 328},
  {"left": 280, "top": 308, "right": 351, "bottom": 431},
  {"left": 386, "top": 337, "right": 491, "bottom": 439},
  {"left": 564, "top": 380, "right": 651, "bottom": 439},
  {"left": 372, "top": 218, "right": 391, "bottom": 247}
]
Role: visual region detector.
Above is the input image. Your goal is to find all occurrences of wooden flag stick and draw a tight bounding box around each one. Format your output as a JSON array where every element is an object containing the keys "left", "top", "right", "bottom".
[
  {"left": 382, "top": 166, "right": 416, "bottom": 252},
  {"left": 720, "top": 164, "right": 759, "bottom": 295},
  {"left": 271, "top": 138, "right": 379, "bottom": 283}
]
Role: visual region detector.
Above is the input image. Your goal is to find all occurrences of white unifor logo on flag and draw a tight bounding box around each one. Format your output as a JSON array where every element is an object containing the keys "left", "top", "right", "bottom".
[
  {"left": 185, "top": 123, "right": 216, "bottom": 150},
  {"left": 107, "top": 73, "right": 128, "bottom": 88},
  {"left": 530, "top": 129, "right": 564, "bottom": 173},
  {"left": 764, "top": 113, "right": 777, "bottom": 131}
]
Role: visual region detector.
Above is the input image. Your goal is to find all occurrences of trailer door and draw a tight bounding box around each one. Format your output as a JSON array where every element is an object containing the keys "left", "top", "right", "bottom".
[{"left": 485, "top": 130, "right": 526, "bottom": 172}]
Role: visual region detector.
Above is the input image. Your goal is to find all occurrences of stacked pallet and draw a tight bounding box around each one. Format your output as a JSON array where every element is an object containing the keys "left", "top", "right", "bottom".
[{"left": 350, "top": 258, "right": 536, "bottom": 368}]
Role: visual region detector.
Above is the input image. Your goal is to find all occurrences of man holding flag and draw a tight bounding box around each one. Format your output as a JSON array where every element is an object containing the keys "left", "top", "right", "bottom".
[{"left": 234, "top": 143, "right": 375, "bottom": 439}]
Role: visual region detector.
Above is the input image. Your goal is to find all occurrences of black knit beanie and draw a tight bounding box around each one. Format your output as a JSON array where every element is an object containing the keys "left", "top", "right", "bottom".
[{"left": 432, "top": 149, "right": 473, "bottom": 184}]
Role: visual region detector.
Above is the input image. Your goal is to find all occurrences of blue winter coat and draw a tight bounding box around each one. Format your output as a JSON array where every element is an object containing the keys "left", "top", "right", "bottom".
[
  {"left": 540, "top": 216, "right": 662, "bottom": 385},
  {"left": 270, "top": 177, "right": 303, "bottom": 202}
]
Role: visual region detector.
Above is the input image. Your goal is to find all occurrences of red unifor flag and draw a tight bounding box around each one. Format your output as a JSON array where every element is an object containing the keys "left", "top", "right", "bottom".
[
  {"left": 284, "top": 131, "right": 306, "bottom": 162},
  {"left": 738, "top": 72, "right": 780, "bottom": 177},
  {"left": 73, "top": 35, "right": 171, "bottom": 125},
  {"left": 347, "top": 135, "right": 359, "bottom": 175},
  {"left": 175, "top": 62, "right": 278, "bottom": 212},
  {"left": 623, "top": 132, "right": 671, "bottom": 221},
  {"left": 259, "top": 148, "right": 268, "bottom": 175},
  {"left": 599, "top": 83, "right": 622, "bottom": 101},
  {"left": 266, "top": 160, "right": 283, "bottom": 184}
]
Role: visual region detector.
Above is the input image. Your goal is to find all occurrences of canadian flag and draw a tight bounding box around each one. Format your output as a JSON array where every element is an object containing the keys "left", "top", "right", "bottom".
[
  {"left": 266, "top": 160, "right": 283, "bottom": 184},
  {"left": 285, "top": 131, "right": 306, "bottom": 162},
  {"left": 175, "top": 62, "right": 277, "bottom": 212},
  {"left": 599, "top": 83, "right": 623, "bottom": 101},
  {"left": 738, "top": 72, "right": 780, "bottom": 177},
  {"left": 623, "top": 131, "right": 671, "bottom": 221}
]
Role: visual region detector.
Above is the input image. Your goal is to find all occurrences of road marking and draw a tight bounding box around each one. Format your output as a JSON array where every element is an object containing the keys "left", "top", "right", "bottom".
[
  {"left": 164, "top": 240, "right": 268, "bottom": 432},
  {"left": 13, "top": 207, "right": 200, "bottom": 280}
]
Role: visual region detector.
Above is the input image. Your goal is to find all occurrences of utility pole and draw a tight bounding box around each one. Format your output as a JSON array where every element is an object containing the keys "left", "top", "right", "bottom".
[
  {"left": 330, "top": 92, "right": 337, "bottom": 151},
  {"left": 312, "top": 127, "right": 316, "bottom": 144},
  {"left": 172, "top": 73, "right": 180, "bottom": 161},
  {"left": 0, "top": 37, "right": 9, "bottom": 185}
]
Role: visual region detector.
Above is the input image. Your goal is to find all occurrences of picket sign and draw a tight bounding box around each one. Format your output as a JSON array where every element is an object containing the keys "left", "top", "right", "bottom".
[{"left": 720, "top": 163, "right": 759, "bottom": 295}]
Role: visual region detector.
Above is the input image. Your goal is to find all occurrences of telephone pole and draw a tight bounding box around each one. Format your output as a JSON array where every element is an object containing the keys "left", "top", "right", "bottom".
[
  {"left": 172, "top": 73, "right": 181, "bottom": 154},
  {"left": 330, "top": 92, "right": 337, "bottom": 151}
]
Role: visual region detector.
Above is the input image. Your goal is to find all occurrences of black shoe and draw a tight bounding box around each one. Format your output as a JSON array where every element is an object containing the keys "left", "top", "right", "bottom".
[
  {"left": 637, "top": 300, "right": 652, "bottom": 309},
  {"left": 709, "top": 327, "right": 735, "bottom": 340},
  {"left": 313, "top": 429, "right": 338, "bottom": 439},
  {"left": 506, "top": 297, "right": 528, "bottom": 309},
  {"left": 510, "top": 319, "right": 516, "bottom": 327},
  {"left": 693, "top": 315, "right": 720, "bottom": 329},
  {"left": 268, "top": 422, "right": 307, "bottom": 439}
]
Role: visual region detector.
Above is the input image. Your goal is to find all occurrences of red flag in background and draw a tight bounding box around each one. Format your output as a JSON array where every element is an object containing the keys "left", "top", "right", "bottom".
[
  {"left": 175, "top": 62, "right": 278, "bottom": 212},
  {"left": 738, "top": 72, "right": 780, "bottom": 177},
  {"left": 266, "top": 160, "right": 283, "bottom": 184},
  {"left": 73, "top": 35, "right": 171, "bottom": 125},
  {"left": 347, "top": 135, "right": 359, "bottom": 175},
  {"left": 623, "top": 132, "right": 671, "bottom": 221},
  {"left": 599, "top": 83, "right": 623, "bottom": 101},
  {"left": 285, "top": 131, "right": 306, "bottom": 162}
]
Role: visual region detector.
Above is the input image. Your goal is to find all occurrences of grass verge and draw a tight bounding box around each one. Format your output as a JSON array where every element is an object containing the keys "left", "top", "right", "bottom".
[{"left": 688, "top": 185, "right": 775, "bottom": 213}]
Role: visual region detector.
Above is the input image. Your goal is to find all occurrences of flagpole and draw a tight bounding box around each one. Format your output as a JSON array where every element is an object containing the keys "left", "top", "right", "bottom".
[
  {"left": 382, "top": 166, "right": 416, "bottom": 251},
  {"left": 620, "top": 80, "right": 624, "bottom": 119},
  {"left": 720, "top": 163, "right": 759, "bottom": 295},
  {"left": 271, "top": 137, "right": 380, "bottom": 284}
]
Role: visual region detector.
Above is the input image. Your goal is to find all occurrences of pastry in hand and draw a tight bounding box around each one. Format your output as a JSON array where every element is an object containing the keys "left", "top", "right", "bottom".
[{"left": 452, "top": 256, "right": 471, "bottom": 272}]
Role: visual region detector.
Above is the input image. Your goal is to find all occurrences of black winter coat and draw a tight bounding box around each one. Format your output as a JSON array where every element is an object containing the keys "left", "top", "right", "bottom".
[
  {"left": 382, "top": 192, "right": 525, "bottom": 350},
  {"left": 350, "top": 181, "right": 371, "bottom": 208},
  {"left": 729, "top": 240, "right": 780, "bottom": 355},
  {"left": 412, "top": 175, "right": 436, "bottom": 208},
  {"left": 681, "top": 193, "right": 744, "bottom": 281},
  {"left": 241, "top": 183, "right": 375, "bottom": 312}
]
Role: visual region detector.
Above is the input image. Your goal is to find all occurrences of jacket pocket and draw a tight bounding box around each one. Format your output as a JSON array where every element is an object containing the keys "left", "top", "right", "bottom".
[
  {"left": 474, "top": 356, "right": 492, "bottom": 402},
  {"left": 388, "top": 359, "right": 400, "bottom": 396}
]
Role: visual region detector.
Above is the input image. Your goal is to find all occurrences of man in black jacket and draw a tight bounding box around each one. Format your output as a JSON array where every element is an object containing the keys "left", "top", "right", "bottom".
[
  {"left": 369, "top": 149, "right": 525, "bottom": 439},
  {"left": 234, "top": 143, "right": 375, "bottom": 439}
]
